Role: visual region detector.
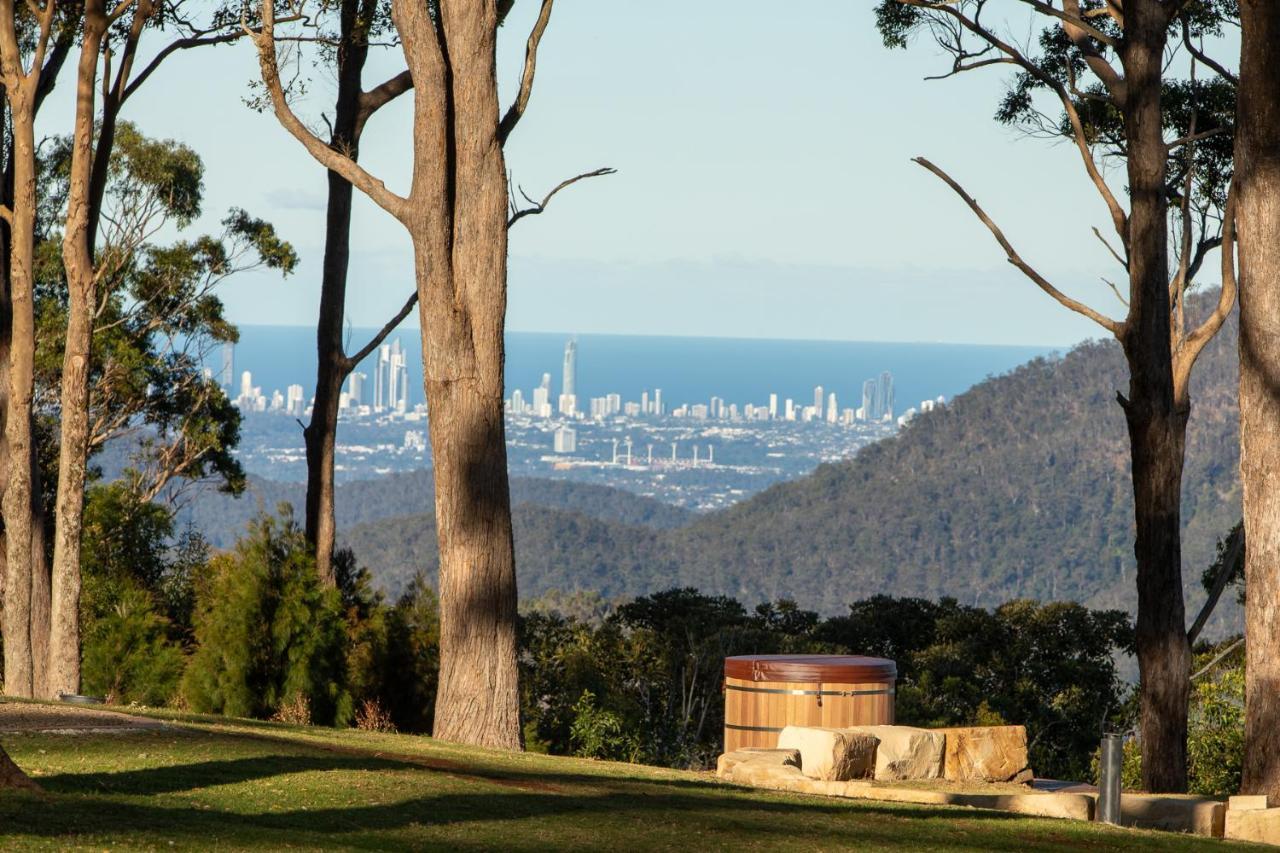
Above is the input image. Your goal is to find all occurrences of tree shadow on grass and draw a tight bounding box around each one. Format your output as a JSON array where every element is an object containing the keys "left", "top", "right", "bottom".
[
  {"left": 0, "top": 784, "right": 1109, "bottom": 853},
  {"left": 38, "top": 753, "right": 409, "bottom": 797}
]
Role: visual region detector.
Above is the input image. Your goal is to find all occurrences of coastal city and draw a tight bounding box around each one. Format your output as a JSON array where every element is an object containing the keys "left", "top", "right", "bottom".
[{"left": 216, "top": 338, "right": 947, "bottom": 509}]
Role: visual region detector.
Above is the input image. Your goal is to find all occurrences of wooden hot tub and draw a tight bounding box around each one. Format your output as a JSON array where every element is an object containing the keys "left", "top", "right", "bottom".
[{"left": 723, "top": 654, "right": 897, "bottom": 752}]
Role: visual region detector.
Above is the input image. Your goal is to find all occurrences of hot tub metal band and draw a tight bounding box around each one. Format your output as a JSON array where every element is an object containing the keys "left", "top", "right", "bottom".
[{"left": 724, "top": 683, "right": 894, "bottom": 712}]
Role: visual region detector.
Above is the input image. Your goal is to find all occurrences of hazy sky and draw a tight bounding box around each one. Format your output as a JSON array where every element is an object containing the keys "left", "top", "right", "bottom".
[{"left": 37, "top": 1, "right": 1179, "bottom": 347}]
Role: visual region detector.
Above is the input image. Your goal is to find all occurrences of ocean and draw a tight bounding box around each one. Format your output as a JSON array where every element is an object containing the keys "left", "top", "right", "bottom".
[{"left": 223, "top": 326, "right": 1059, "bottom": 415}]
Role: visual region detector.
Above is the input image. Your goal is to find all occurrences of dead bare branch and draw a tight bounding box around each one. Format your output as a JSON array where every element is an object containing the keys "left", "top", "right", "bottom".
[
  {"left": 497, "top": 0, "right": 553, "bottom": 146},
  {"left": 913, "top": 156, "right": 1123, "bottom": 336},
  {"left": 507, "top": 167, "right": 616, "bottom": 229}
]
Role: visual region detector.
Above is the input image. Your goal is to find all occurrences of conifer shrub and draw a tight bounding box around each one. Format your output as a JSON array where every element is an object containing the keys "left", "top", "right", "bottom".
[{"left": 181, "top": 508, "right": 352, "bottom": 725}]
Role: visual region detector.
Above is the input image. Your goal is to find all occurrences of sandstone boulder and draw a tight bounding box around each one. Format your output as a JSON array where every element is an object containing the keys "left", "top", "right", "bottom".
[
  {"left": 777, "top": 726, "right": 876, "bottom": 781},
  {"left": 847, "top": 725, "right": 945, "bottom": 781},
  {"left": 939, "top": 725, "right": 1032, "bottom": 783},
  {"left": 1226, "top": 806, "right": 1280, "bottom": 844},
  {"left": 716, "top": 748, "right": 801, "bottom": 779}
]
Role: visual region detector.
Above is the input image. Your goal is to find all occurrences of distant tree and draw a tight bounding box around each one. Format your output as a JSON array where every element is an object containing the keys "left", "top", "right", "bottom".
[
  {"left": 251, "top": 0, "right": 611, "bottom": 749},
  {"left": 877, "top": 0, "right": 1237, "bottom": 792},
  {"left": 1233, "top": 0, "right": 1280, "bottom": 799}
]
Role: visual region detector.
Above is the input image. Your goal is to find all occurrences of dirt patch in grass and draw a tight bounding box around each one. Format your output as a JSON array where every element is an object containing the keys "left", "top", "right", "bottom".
[{"left": 0, "top": 701, "right": 166, "bottom": 734}]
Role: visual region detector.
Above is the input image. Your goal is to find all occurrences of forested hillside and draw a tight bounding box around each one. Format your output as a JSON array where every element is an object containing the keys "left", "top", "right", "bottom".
[
  {"left": 343, "top": 304, "right": 1241, "bottom": 629},
  {"left": 181, "top": 471, "right": 693, "bottom": 548}
]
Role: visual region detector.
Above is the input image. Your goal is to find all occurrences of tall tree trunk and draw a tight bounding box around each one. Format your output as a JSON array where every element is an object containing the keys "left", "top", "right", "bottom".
[
  {"left": 1120, "top": 5, "right": 1189, "bottom": 794},
  {"left": 1236, "top": 0, "right": 1280, "bottom": 799},
  {"left": 418, "top": 0, "right": 521, "bottom": 750},
  {"left": 304, "top": 0, "right": 371, "bottom": 587},
  {"left": 49, "top": 12, "right": 109, "bottom": 698},
  {"left": 1, "top": 98, "right": 40, "bottom": 699}
]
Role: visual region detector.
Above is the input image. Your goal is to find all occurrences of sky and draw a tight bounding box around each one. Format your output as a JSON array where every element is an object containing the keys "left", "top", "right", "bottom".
[{"left": 34, "top": 1, "right": 1187, "bottom": 348}]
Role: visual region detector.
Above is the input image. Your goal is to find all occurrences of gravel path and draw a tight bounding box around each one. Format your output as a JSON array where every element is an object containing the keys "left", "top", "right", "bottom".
[{"left": 0, "top": 701, "right": 166, "bottom": 733}]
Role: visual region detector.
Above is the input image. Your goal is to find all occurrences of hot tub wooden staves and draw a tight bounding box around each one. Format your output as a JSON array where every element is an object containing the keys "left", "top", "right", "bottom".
[{"left": 723, "top": 654, "right": 897, "bottom": 753}]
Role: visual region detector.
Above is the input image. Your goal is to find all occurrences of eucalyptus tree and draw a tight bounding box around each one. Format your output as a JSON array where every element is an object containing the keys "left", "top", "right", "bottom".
[
  {"left": 36, "top": 120, "right": 295, "bottom": 694},
  {"left": 1233, "top": 0, "right": 1280, "bottom": 799},
  {"left": 251, "top": 0, "right": 611, "bottom": 748},
  {"left": 876, "top": 0, "right": 1237, "bottom": 791},
  {"left": 0, "top": 0, "right": 72, "bottom": 699},
  {"left": 302, "top": 0, "right": 417, "bottom": 587}
]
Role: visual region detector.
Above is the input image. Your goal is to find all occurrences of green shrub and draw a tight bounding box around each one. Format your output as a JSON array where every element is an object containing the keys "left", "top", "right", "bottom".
[
  {"left": 570, "top": 690, "right": 640, "bottom": 762},
  {"left": 81, "top": 574, "right": 184, "bottom": 705},
  {"left": 1187, "top": 658, "right": 1244, "bottom": 796},
  {"left": 181, "top": 508, "right": 352, "bottom": 725}
]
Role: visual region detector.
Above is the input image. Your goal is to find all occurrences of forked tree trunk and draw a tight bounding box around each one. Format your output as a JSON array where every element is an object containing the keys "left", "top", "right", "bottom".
[
  {"left": 1236, "top": 0, "right": 1280, "bottom": 799},
  {"left": 49, "top": 11, "right": 110, "bottom": 698},
  {"left": 1120, "top": 5, "right": 1189, "bottom": 794},
  {"left": 304, "top": 0, "right": 372, "bottom": 587},
  {"left": 400, "top": 0, "right": 520, "bottom": 750}
]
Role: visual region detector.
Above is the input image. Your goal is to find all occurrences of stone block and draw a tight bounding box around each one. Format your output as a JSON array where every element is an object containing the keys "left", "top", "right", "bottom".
[
  {"left": 1118, "top": 794, "right": 1225, "bottom": 838},
  {"left": 1230, "top": 794, "right": 1275, "bottom": 811},
  {"left": 777, "top": 726, "right": 876, "bottom": 781},
  {"left": 939, "top": 726, "right": 1031, "bottom": 783},
  {"left": 1226, "top": 806, "right": 1280, "bottom": 844},
  {"left": 716, "top": 748, "right": 800, "bottom": 779},
  {"left": 847, "top": 725, "right": 945, "bottom": 781}
]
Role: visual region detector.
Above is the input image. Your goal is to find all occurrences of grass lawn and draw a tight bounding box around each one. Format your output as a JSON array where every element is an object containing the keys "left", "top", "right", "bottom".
[{"left": 0, "top": 708, "right": 1257, "bottom": 851}]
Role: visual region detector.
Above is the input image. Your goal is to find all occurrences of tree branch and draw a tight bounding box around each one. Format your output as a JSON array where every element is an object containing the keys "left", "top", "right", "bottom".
[
  {"left": 1181, "top": 17, "right": 1236, "bottom": 86},
  {"left": 122, "top": 30, "right": 243, "bottom": 103},
  {"left": 344, "top": 290, "right": 420, "bottom": 371},
  {"left": 249, "top": 2, "right": 408, "bottom": 220},
  {"left": 895, "top": 0, "right": 1130, "bottom": 242},
  {"left": 355, "top": 69, "right": 414, "bottom": 136},
  {"left": 1174, "top": 186, "right": 1236, "bottom": 399},
  {"left": 507, "top": 167, "right": 615, "bottom": 229},
  {"left": 913, "top": 156, "right": 1123, "bottom": 337},
  {"left": 497, "top": 0, "right": 553, "bottom": 146},
  {"left": 1187, "top": 525, "right": 1243, "bottom": 647}
]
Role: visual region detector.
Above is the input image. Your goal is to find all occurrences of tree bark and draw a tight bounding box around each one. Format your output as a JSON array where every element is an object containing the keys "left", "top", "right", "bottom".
[
  {"left": 1236, "top": 0, "right": 1280, "bottom": 799},
  {"left": 0, "top": 743, "right": 37, "bottom": 790},
  {"left": 1, "top": 92, "right": 40, "bottom": 699},
  {"left": 303, "top": 0, "right": 374, "bottom": 587},
  {"left": 401, "top": 0, "right": 521, "bottom": 750},
  {"left": 49, "top": 9, "right": 110, "bottom": 698},
  {"left": 1120, "top": 3, "right": 1189, "bottom": 794}
]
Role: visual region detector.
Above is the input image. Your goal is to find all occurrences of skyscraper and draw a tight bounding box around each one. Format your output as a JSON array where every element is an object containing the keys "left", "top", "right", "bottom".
[
  {"left": 219, "top": 342, "right": 234, "bottom": 393},
  {"left": 827, "top": 392, "right": 838, "bottom": 423},
  {"left": 348, "top": 372, "right": 365, "bottom": 406},
  {"left": 814, "top": 385, "right": 824, "bottom": 420},
  {"left": 878, "top": 371, "right": 895, "bottom": 420},
  {"left": 862, "top": 379, "right": 876, "bottom": 421},
  {"left": 375, "top": 344, "right": 390, "bottom": 411},
  {"left": 562, "top": 339, "right": 577, "bottom": 399}
]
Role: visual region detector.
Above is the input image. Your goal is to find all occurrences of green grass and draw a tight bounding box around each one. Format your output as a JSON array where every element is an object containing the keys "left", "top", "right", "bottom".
[{"left": 0, "top": 709, "right": 1255, "bottom": 851}]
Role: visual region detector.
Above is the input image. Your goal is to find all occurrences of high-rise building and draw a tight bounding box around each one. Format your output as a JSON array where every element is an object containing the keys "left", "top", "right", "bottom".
[
  {"left": 769, "top": 393, "right": 778, "bottom": 419},
  {"left": 654, "top": 388, "right": 663, "bottom": 416},
  {"left": 814, "top": 385, "right": 824, "bottom": 420},
  {"left": 286, "top": 384, "right": 306, "bottom": 417},
  {"left": 827, "top": 392, "right": 838, "bottom": 423},
  {"left": 861, "top": 379, "right": 876, "bottom": 421},
  {"left": 375, "top": 344, "right": 390, "bottom": 411},
  {"left": 877, "top": 371, "right": 895, "bottom": 421},
  {"left": 553, "top": 426, "right": 577, "bottom": 454},
  {"left": 240, "top": 370, "right": 253, "bottom": 400},
  {"left": 219, "top": 342, "right": 234, "bottom": 393},
  {"left": 348, "top": 372, "right": 365, "bottom": 406},
  {"left": 511, "top": 389, "right": 525, "bottom": 414},
  {"left": 562, "top": 339, "right": 577, "bottom": 401}
]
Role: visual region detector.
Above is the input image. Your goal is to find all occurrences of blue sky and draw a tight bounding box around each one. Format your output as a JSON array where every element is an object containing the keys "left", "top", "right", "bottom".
[{"left": 36, "top": 1, "right": 1166, "bottom": 347}]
